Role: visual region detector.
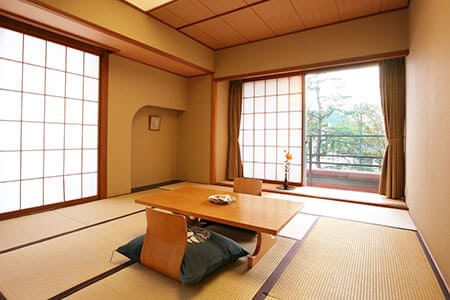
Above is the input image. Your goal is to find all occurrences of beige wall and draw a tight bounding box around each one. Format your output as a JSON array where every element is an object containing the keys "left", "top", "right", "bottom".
[
  {"left": 215, "top": 10, "right": 409, "bottom": 79},
  {"left": 214, "top": 81, "right": 229, "bottom": 182},
  {"left": 131, "top": 106, "right": 179, "bottom": 189},
  {"left": 38, "top": 0, "right": 214, "bottom": 71},
  {"left": 406, "top": 0, "right": 450, "bottom": 288},
  {"left": 177, "top": 75, "right": 212, "bottom": 183},
  {"left": 108, "top": 54, "right": 188, "bottom": 196}
]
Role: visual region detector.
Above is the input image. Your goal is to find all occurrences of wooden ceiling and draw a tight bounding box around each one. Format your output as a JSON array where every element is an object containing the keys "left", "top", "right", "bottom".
[{"left": 127, "top": 0, "right": 409, "bottom": 50}]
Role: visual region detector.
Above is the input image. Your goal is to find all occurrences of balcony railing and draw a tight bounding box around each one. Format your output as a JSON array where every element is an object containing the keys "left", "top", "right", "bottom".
[{"left": 306, "top": 134, "right": 385, "bottom": 191}]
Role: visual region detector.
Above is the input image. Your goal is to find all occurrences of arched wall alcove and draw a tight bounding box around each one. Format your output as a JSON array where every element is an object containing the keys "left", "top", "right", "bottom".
[
  {"left": 107, "top": 55, "right": 188, "bottom": 196},
  {"left": 131, "top": 105, "right": 179, "bottom": 189}
]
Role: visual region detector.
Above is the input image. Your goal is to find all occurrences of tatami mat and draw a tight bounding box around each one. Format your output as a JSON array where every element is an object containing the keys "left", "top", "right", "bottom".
[
  {"left": 1, "top": 182, "right": 442, "bottom": 300},
  {"left": 66, "top": 237, "right": 295, "bottom": 300},
  {"left": 264, "top": 191, "right": 415, "bottom": 230},
  {"left": 267, "top": 217, "right": 445, "bottom": 299},
  {"left": 0, "top": 213, "right": 146, "bottom": 300},
  {"left": 0, "top": 210, "right": 84, "bottom": 252},
  {"left": 0, "top": 189, "right": 162, "bottom": 252}
]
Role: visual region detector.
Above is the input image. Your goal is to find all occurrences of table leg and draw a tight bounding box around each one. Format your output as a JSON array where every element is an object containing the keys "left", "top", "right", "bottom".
[{"left": 247, "top": 232, "right": 277, "bottom": 268}]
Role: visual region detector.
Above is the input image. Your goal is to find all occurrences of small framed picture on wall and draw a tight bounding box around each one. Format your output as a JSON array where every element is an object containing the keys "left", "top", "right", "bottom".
[{"left": 149, "top": 115, "right": 161, "bottom": 131}]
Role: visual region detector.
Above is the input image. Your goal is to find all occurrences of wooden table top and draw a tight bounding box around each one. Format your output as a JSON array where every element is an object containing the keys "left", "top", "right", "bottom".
[{"left": 135, "top": 187, "right": 303, "bottom": 235}]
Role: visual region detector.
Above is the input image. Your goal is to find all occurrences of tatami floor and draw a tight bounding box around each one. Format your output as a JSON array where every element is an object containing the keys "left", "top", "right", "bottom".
[
  {"left": 1, "top": 182, "right": 446, "bottom": 300},
  {"left": 219, "top": 180, "right": 408, "bottom": 209}
]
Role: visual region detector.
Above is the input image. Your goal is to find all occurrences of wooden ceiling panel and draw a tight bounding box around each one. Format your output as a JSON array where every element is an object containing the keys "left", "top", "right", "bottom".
[
  {"left": 150, "top": 6, "right": 188, "bottom": 28},
  {"left": 164, "top": 0, "right": 214, "bottom": 25},
  {"left": 198, "top": 0, "right": 247, "bottom": 15},
  {"left": 381, "top": 0, "right": 409, "bottom": 11},
  {"left": 244, "top": 0, "right": 263, "bottom": 4},
  {"left": 336, "top": 0, "right": 381, "bottom": 20},
  {"left": 222, "top": 8, "right": 273, "bottom": 41},
  {"left": 180, "top": 25, "right": 222, "bottom": 49},
  {"left": 194, "top": 18, "right": 248, "bottom": 48},
  {"left": 252, "top": 0, "right": 305, "bottom": 35},
  {"left": 140, "top": 0, "right": 408, "bottom": 50},
  {"left": 291, "top": 0, "right": 340, "bottom": 28}
]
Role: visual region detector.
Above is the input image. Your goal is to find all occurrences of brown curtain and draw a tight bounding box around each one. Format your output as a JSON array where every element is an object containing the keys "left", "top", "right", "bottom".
[
  {"left": 226, "top": 80, "right": 243, "bottom": 180},
  {"left": 379, "top": 58, "right": 406, "bottom": 199}
]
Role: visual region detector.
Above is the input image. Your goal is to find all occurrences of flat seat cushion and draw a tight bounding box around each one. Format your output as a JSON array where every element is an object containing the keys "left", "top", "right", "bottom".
[{"left": 116, "top": 226, "right": 249, "bottom": 284}]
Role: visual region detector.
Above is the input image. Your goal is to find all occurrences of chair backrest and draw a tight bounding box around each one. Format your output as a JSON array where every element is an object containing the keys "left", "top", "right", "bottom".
[
  {"left": 233, "top": 177, "right": 263, "bottom": 196},
  {"left": 140, "top": 208, "right": 187, "bottom": 281}
]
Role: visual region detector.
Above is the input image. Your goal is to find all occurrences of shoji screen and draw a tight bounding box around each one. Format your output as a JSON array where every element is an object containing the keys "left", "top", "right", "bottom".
[
  {"left": 239, "top": 75, "right": 303, "bottom": 183},
  {"left": 0, "top": 26, "right": 99, "bottom": 213}
]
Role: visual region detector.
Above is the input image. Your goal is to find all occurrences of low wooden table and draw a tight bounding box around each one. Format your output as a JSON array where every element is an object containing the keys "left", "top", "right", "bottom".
[{"left": 136, "top": 187, "right": 303, "bottom": 268}]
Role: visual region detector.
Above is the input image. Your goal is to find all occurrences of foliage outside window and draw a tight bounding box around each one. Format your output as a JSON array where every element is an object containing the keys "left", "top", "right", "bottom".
[{"left": 305, "top": 65, "right": 385, "bottom": 173}]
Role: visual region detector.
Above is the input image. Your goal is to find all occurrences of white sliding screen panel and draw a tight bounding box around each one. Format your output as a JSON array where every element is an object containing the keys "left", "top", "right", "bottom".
[{"left": 0, "top": 26, "right": 100, "bottom": 214}]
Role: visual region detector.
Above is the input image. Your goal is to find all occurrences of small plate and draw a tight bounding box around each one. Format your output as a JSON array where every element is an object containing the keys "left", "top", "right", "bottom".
[{"left": 208, "top": 194, "right": 235, "bottom": 205}]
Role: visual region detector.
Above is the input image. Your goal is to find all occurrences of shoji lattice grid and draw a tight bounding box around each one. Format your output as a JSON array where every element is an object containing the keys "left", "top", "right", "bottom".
[
  {"left": 240, "top": 76, "right": 303, "bottom": 183},
  {"left": 0, "top": 27, "right": 99, "bottom": 213}
]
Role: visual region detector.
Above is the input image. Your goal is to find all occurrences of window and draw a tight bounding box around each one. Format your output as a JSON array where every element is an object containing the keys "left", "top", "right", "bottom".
[
  {"left": 304, "top": 65, "right": 385, "bottom": 192},
  {"left": 239, "top": 76, "right": 303, "bottom": 183},
  {"left": 0, "top": 26, "right": 100, "bottom": 214}
]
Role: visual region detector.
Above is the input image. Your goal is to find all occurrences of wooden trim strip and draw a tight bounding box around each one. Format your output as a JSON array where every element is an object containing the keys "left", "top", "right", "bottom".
[
  {"left": 214, "top": 50, "right": 409, "bottom": 82},
  {"left": 0, "top": 15, "right": 105, "bottom": 55},
  {"left": 48, "top": 260, "right": 136, "bottom": 300},
  {"left": 210, "top": 75, "right": 217, "bottom": 184},
  {"left": 0, "top": 14, "right": 112, "bottom": 54},
  {"left": 301, "top": 75, "right": 305, "bottom": 186},
  {"left": 415, "top": 231, "right": 450, "bottom": 297},
  {"left": 253, "top": 218, "right": 319, "bottom": 299},
  {"left": 98, "top": 52, "right": 108, "bottom": 198},
  {"left": 176, "top": 0, "right": 269, "bottom": 30},
  {"left": 0, "top": 209, "right": 145, "bottom": 255}
]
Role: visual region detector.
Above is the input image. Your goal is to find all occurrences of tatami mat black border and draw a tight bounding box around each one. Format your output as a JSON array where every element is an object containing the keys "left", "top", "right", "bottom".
[
  {"left": 416, "top": 232, "right": 450, "bottom": 299},
  {"left": 0, "top": 209, "right": 145, "bottom": 255},
  {"left": 253, "top": 218, "right": 319, "bottom": 300},
  {"left": 48, "top": 260, "right": 136, "bottom": 300}
]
